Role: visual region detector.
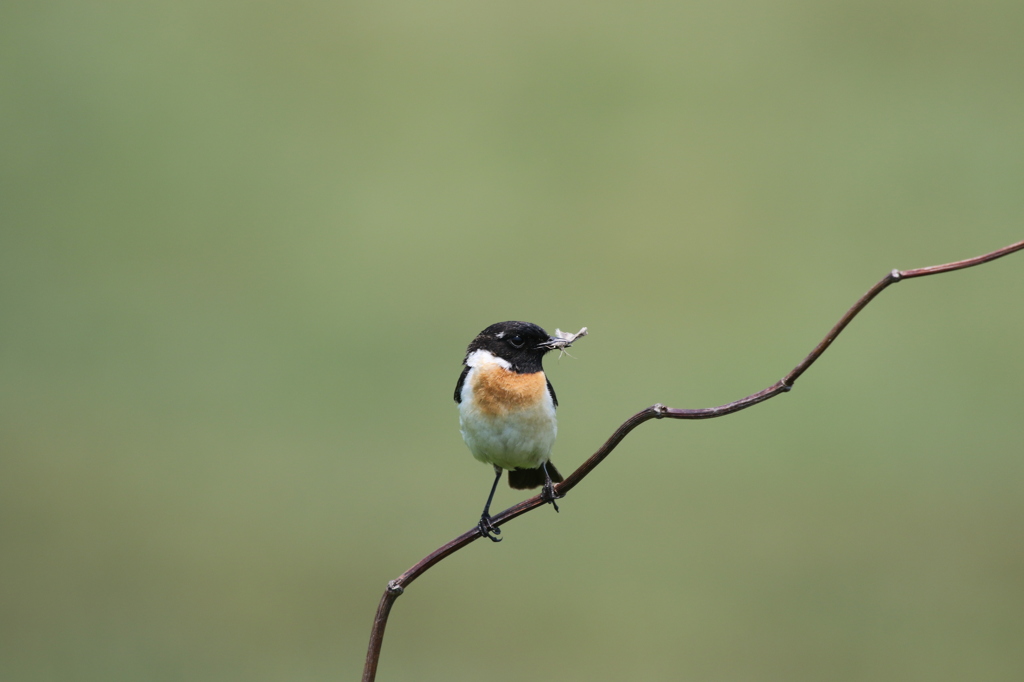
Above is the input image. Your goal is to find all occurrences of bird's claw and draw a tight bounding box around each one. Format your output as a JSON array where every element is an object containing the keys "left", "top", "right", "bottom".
[
  {"left": 478, "top": 515, "right": 502, "bottom": 542},
  {"left": 541, "top": 481, "right": 563, "bottom": 513}
]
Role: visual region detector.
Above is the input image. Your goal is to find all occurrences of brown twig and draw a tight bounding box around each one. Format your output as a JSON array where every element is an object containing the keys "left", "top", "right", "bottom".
[{"left": 362, "top": 238, "right": 1024, "bottom": 682}]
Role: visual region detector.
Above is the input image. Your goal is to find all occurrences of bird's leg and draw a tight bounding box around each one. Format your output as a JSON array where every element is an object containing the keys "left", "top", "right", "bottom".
[
  {"left": 478, "top": 465, "right": 503, "bottom": 542},
  {"left": 541, "top": 461, "right": 563, "bottom": 513}
]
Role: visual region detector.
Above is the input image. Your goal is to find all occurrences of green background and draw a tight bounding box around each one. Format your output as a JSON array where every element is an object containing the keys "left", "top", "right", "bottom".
[{"left": 3, "top": 2, "right": 1023, "bottom": 681}]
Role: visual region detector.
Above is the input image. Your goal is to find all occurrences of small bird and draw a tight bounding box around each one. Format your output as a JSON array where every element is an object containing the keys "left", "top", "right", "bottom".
[{"left": 455, "top": 321, "right": 567, "bottom": 542}]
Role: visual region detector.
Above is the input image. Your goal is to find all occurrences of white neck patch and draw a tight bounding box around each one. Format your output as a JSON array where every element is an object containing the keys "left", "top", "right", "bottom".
[{"left": 465, "top": 348, "right": 511, "bottom": 370}]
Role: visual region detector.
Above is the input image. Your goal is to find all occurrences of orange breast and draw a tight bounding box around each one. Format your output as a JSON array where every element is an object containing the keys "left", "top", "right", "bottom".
[{"left": 471, "top": 366, "right": 547, "bottom": 416}]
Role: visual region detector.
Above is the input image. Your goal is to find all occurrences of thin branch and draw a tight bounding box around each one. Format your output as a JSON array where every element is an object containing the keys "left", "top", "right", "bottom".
[{"left": 362, "top": 238, "right": 1024, "bottom": 682}]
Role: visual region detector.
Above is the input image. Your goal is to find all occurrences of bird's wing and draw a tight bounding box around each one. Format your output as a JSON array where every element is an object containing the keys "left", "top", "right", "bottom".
[{"left": 454, "top": 365, "right": 470, "bottom": 403}]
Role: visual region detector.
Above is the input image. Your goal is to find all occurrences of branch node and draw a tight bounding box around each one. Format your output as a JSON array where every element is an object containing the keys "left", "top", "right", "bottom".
[
  {"left": 652, "top": 403, "right": 668, "bottom": 418},
  {"left": 890, "top": 269, "right": 903, "bottom": 281},
  {"left": 780, "top": 379, "right": 793, "bottom": 392},
  {"left": 387, "top": 580, "right": 404, "bottom": 595}
]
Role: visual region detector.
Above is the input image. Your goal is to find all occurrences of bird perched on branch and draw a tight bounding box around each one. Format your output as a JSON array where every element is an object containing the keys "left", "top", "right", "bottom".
[{"left": 455, "top": 321, "right": 586, "bottom": 542}]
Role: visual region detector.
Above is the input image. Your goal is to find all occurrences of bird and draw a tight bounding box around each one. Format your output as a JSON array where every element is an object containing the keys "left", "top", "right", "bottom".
[{"left": 455, "top": 321, "right": 566, "bottom": 542}]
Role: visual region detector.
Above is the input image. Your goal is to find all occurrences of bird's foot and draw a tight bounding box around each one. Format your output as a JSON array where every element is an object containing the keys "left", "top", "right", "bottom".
[
  {"left": 478, "top": 514, "right": 502, "bottom": 542},
  {"left": 541, "top": 480, "right": 563, "bottom": 513}
]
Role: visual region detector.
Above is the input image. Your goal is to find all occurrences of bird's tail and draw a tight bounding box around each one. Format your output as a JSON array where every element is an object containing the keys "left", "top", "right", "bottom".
[{"left": 508, "top": 462, "right": 563, "bottom": 490}]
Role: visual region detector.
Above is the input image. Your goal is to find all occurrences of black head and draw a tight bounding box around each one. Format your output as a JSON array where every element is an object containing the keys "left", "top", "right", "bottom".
[{"left": 465, "top": 321, "right": 556, "bottom": 373}]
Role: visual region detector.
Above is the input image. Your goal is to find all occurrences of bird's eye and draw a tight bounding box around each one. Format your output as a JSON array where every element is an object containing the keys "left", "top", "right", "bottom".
[{"left": 509, "top": 335, "right": 525, "bottom": 348}]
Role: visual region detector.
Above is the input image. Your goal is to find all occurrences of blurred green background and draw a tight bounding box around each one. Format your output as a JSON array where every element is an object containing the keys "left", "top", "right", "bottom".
[{"left": 2, "top": 2, "right": 1023, "bottom": 681}]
